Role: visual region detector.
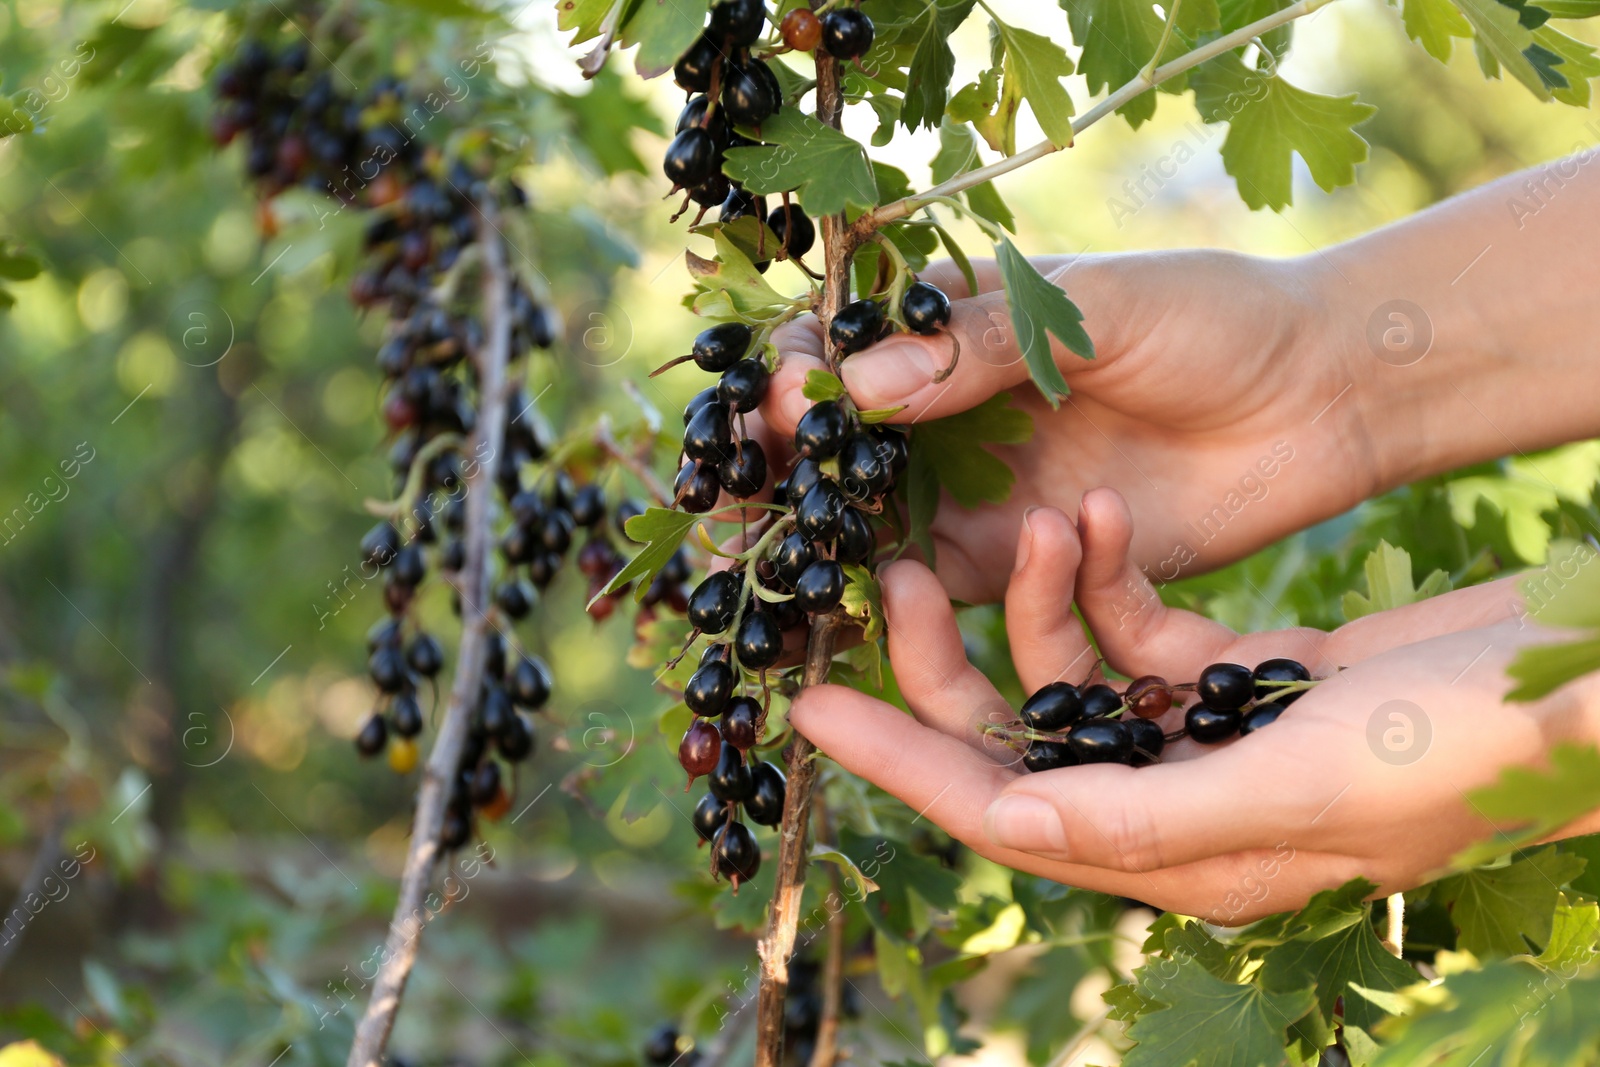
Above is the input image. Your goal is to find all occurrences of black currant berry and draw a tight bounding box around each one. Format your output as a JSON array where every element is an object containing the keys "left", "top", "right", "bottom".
[
  {"left": 690, "top": 173, "right": 733, "bottom": 208},
  {"left": 1126, "top": 717, "right": 1165, "bottom": 762},
  {"left": 717, "top": 358, "right": 770, "bottom": 413},
  {"left": 722, "top": 60, "right": 778, "bottom": 126},
  {"left": 686, "top": 658, "right": 736, "bottom": 717},
  {"left": 440, "top": 809, "right": 472, "bottom": 850},
  {"left": 834, "top": 506, "right": 874, "bottom": 564},
  {"left": 663, "top": 127, "right": 718, "bottom": 189},
  {"left": 796, "top": 480, "right": 846, "bottom": 541},
  {"left": 793, "top": 559, "right": 845, "bottom": 614},
  {"left": 368, "top": 618, "right": 403, "bottom": 651},
  {"left": 735, "top": 610, "right": 783, "bottom": 669},
  {"left": 540, "top": 509, "right": 575, "bottom": 554},
  {"left": 1125, "top": 676, "right": 1173, "bottom": 719},
  {"left": 683, "top": 387, "right": 720, "bottom": 427},
  {"left": 1020, "top": 682, "right": 1084, "bottom": 732},
  {"left": 1081, "top": 684, "right": 1124, "bottom": 718},
  {"left": 480, "top": 685, "right": 514, "bottom": 738},
  {"left": 1197, "top": 662, "right": 1255, "bottom": 711},
  {"left": 392, "top": 691, "right": 424, "bottom": 738},
  {"left": 674, "top": 34, "right": 722, "bottom": 94},
  {"left": 693, "top": 793, "right": 729, "bottom": 842},
  {"left": 720, "top": 695, "right": 761, "bottom": 750},
  {"left": 1185, "top": 705, "right": 1242, "bottom": 743},
  {"left": 709, "top": 0, "right": 766, "bottom": 45},
  {"left": 772, "top": 532, "right": 818, "bottom": 588},
  {"left": 745, "top": 761, "right": 786, "bottom": 826},
  {"left": 485, "top": 632, "right": 509, "bottom": 678},
  {"left": 680, "top": 718, "right": 722, "bottom": 781},
  {"left": 393, "top": 544, "right": 427, "bottom": 587},
  {"left": 369, "top": 646, "right": 408, "bottom": 693},
  {"left": 719, "top": 440, "right": 768, "bottom": 498},
  {"left": 836, "top": 432, "right": 893, "bottom": 500},
  {"left": 793, "top": 400, "right": 847, "bottom": 459},
  {"left": 712, "top": 820, "right": 761, "bottom": 885},
  {"left": 495, "top": 578, "right": 534, "bottom": 619},
  {"left": 570, "top": 484, "right": 606, "bottom": 527},
  {"left": 528, "top": 550, "right": 561, "bottom": 589},
  {"left": 688, "top": 571, "right": 743, "bottom": 635},
  {"left": 820, "top": 8, "right": 874, "bottom": 59},
  {"left": 1068, "top": 719, "right": 1134, "bottom": 764},
  {"left": 469, "top": 760, "right": 501, "bottom": 805},
  {"left": 356, "top": 712, "right": 388, "bottom": 757},
  {"left": 1253, "top": 658, "right": 1311, "bottom": 705},
  {"left": 1240, "top": 702, "right": 1285, "bottom": 735},
  {"left": 829, "top": 299, "right": 885, "bottom": 356},
  {"left": 509, "top": 655, "right": 552, "bottom": 708},
  {"left": 1023, "top": 740, "right": 1075, "bottom": 773},
  {"left": 901, "top": 281, "right": 952, "bottom": 334},
  {"left": 785, "top": 457, "right": 823, "bottom": 505},
  {"left": 708, "top": 743, "right": 755, "bottom": 803},
  {"left": 693, "top": 322, "right": 753, "bottom": 372},
  {"left": 721, "top": 187, "right": 766, "bottom": 224},
  {"left": 675, "top": 461, "right": 723, "bottom": 513},
  {"left": 361, "top": 521, "right": 400, "bottom": 568},
  {"left": 683, "top": 400, "right": 733, "bottom": 462},
  {"left": 441, "top": 537, "right": 466, "bottom": 572},
  {"left": 766, "top": 203, "right": 815, "bottom": 258},
  {"left": 500, "top": 713, "right": 536, "bottom": 761},
  {"left": 677, "top": 94, "right": 731, "bottom": 144}
]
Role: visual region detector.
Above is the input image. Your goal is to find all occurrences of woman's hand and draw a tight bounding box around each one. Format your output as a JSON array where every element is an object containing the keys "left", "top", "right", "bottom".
[{"left": 787, "top": 491, "right": 1600, "bottom": 922}]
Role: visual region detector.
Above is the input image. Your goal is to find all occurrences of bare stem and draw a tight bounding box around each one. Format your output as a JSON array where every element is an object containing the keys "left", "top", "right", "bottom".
[
  {"left": 344, "top": 200, "right": 515, "bottom": 1067},
  {"left": 859, "top": 0, "right": 1343, "bottom": 232},
  {"left": 596, "top": 415, "right": 672, "bottom": 506}
]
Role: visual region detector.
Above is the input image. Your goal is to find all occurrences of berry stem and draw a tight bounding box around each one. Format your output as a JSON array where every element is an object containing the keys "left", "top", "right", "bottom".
[{"left": 344, "top": 201, "right": 515, "bottom": 1067}]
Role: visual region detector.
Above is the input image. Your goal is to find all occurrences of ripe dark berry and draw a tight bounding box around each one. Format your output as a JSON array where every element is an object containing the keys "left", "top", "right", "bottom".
[
  {"left": 441, "top": 538, "right": 466, "bottom": 572},
  {"left": 721, "top": 59, "right": 779, "bottom": 126},
  {"left": 745, "top": 761, "right": 786, "bottom": 826},
  {"left": 717, "top": 358, "right": 770, "bottom": 413},
  {"left": 820, "top": 8, "right": 874, "bottom": 60},
  {"left": 1253, "top": 658, "right": 1312, "bottom": 705},
  {"left": 708, "top": 743, "right": 755, "bottom": 803},
  {"left": 709, "top": 0, "right": 765, "bottom": 46},
  {"left": 721, "top": 187, "right": 766, "bottom": 223},
  {"left": 829, "top": 299, "right": 885, "bottom": 355},
  {"left": 719, "top": 439, "right": 768, "bottom": 498},
  {"left": 1185, "top": 705, "right": 1242, "bottom": 743},
  {"left": 485, "top": 632, "right": 508, "bottom": 678},
  {"left": 528, "top": 550, "right": 561, "bottom": 588},
  {"left": 356, "top": 712, "right": 388, "bottom": 757},
  {"left": 674, "top": 34, "right": 722, "bottom": 94},
  {"left": 735, "top": 610, "right": 783, "bottom": 669},
  {"left": 693, "top": 793, "right": 729, "bottom": 843},
  {"left": 834, "top": 506, "right": 874, "bottom": 565},
  {"left": 1126, "top": 717, "right": 1165, "bottom": 762},
  {"left": 677, "top": 94, "right": 731, "bottom": 143},
  {"left": 693, "top": 322, "right": 753, "bottom": 372},
  {"left": 570, "top": 484, "right": 606, "bottom": 527},
  {"left": 1125, "top": 676, "right": 1173, "bottom": 719},
  {"left": 773, "top": 532, "right": 817, "bottom": 588},
  {"left": 393, "top": 544, "right": 427, "bottom": 587},
  {"left": 675, "top": 461, "right": 722, "bottom": 512},
  {"left": 480, "top": 685, "right": 514, "bottom": 738},
  {"left": 494, "top": 578, "right": 534, "bottom": 619},
  {"left": 361, "top": 522, "right": 400, "bottom": 567},
  {"left": 780, "top": 7, "right": 822, "bottom": 50},
  {"left": 793, "top": 400, "right": 847, "bottom": 459},
  {"left": 690, "top": 173, "right": 732, "bottom": 208},
  {"left": 721, "top": 695, "right": 761, "bottom": 750},
  {"left": 1240, "top": 702, "right": 1285, "bottom": 735},
  {"left": 1023, "top": 740, "right": 1075, "bottom": 773},
  {"left": 469, "top": 760, "right": 501, "bottom": 805},
  {"left": 509, "top": 655, "right": 551, "bottom": 708},
  {"left": 1020, "top": 682, "right": 1084, "bottom": 732},
  {"left": 683, "top": 400, "right": 733, "bottom": 462},
  {"left": 1068, "top": 718, "right": 1134, "bottom": 764},
  {"left": 688, "top": 571, "right": 743, "bottom": 635},
  {"left": 836, "top": 432, "right": 893, "bottom": 500},
  {"left": 1080, "top": 683, "right": 1123, "bottom": 718},
  {"left": 1197, "top": 662, "right": 1255, "bottom": 711},
  {"left": 440, "top": 809, "right": 472, "bottom": 850},
  {"left": 902, "top": 281, "right": 952, "bottom": 334},
  {"left": 681, "top": 718, "right": 722, "bottom": 781},
  {"left": 785, "top": 457, "right": 823, "bottom": 505},
  {"left": 712, "top": 820, "right": 760, "bottom": 885},
  {"left": 686, "top": 658, "right": 736, "bottom": 717},
  {"left": 796, "top": 479, "right": 846, "bottom": 540},
  {"left": 766, "top": 203, "right": 815, "bottom": 258},
  {"left": 392, "top": 691, "right": 424, "bottom": 738},
  {"left": 793, "top": 559, "right": 845, "bottom": 614},
  {"left": 499, "top": 712, "right": 536, "bottom": 761},
  {"left": 368, "top": 618, "right": 403, "bottom": 651},
  {"left": 539, "top": 509, "right": 575, "bottom": 555},
  {"left": 369, "top": 646, "right": 408, "bottom": 693},
  {"left": 663, "top": 127, "right": 718, "bottom": 189}
]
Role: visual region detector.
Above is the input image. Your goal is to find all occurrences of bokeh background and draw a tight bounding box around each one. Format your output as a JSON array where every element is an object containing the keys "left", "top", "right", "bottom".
[{"left": 0, "top": 0, "right": 1597, "bottom": 1064}]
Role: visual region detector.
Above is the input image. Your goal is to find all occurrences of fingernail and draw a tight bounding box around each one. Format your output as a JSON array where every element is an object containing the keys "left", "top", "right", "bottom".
[
  {"left": 842, "top": 343, "right": 936, "bottom": 407},
  {"left": 1015, "top": 506, "right": 1040, "bottom": 573},
  {"left": 983, "top": 794, "right": 1068, "bottom": 854},
  {"left": 781, "top": 386, "right": 811, "bottom": 430}
]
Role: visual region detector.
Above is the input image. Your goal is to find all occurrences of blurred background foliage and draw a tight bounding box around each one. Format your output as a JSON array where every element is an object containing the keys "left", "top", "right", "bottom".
[{"left": 0, "top": 0, "right": 1595, "bottom": 1064}]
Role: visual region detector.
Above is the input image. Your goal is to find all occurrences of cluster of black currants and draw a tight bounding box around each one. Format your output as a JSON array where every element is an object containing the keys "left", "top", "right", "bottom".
[
  {"left": 1015, "top": 658, "right": 1314, "bottom": 772},
  {"left": 782, "top": 956, "right": 861, "bottom": 1066},
  {"left": 662, "top": 0, "right": 874, "bottom": 232}
]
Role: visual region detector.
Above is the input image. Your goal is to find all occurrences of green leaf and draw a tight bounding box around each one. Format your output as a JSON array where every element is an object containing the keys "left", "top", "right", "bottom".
[
  {"left": 557, "top": 0, "right": 622, "bottom": 42},
  {"left": 1522, "top": 540, "right": 1600, "bottom": 630},
  {"left": 1219, "top": 0, "right": 1294, "bottom": 56},
  {"left": 1536, "top": 896, "right": 1600, "bottom": 971},
  {"left": 1123, "top": 954, "right": 1316, "bottom": 1067},
  {"left": 1202, "top": 62, "right": 1376, "bottom": 212},
  {"left": 996, "top": 236, "right": 1092, "bottom": 406},
  {"left": 840, "top": 563, "right": 885, "bottom": 642},
  {"left": 603, "top": 508, "right": 697, "bottom": 602},
  {"left": 722, "top": 110, "right": 878, "bottom": 217},
  {"left": 1260, "top": 911, "right": 1418, "bottom": 1030},
  {"left": 904, "top": 438, "right": 940, "bottom": 566},
  {"left": 1507, "top": 636, "right": 1600, "bottom": 703},
  {"left": 811, "top": 842, "right": 880, "bottom": 894},
  {"left": 857, "top": 405, "right": 906, "bottom": 424},
  {"left": 929, "top": 121, "right": 1016, "bottom": 232},
  {"left": 1403, "top": 0, "right": 1475, "bottom": 61},
  {"left": 1060, "top": 0, "right": 1178, "bottom": 128},
  {"left": 1537, "top": 0, "right": 1600, "bottom": 14},
  {"left": 988, "top": 15, "right": 1077, "bottom": 147},
  {"left": 900, "top": 0, "right": 978, "bottom": 131},
  {"left": 557, "top": 67, "right": 664, "bottom": 175},
  {"left": 1232, "top": 877, "right": 1378, "bottom": 949},
  {"left": 1434, "top": 847, "right": 1587, "bottom": 956},
  {"left": 803, "top": 369, "right": 847, "bottom": 403},
  {"left": 908, "top": 392, "right": 1033, "bottom": 509},
  {"left": 619, "top": 0, "right": 711, "bottom": 79},
  {"left": 686, "top": 232, "right": 791, "bottom": 317},
  {"left": 1342, "top": 540, "right": 1452, "bottom": 620},
  {"left": 1453, "top": 745, "right": 1600, "bottom": 862},
  {"left": 0, "top": 241, "right": 41, "bottom": 282},
  {"left": 1533, "top": 25, "right": 1600, "bottom": 104},
  {"left": 840, "top": 828, "right": 962, "bottom": 943},
  {"left": 1456, "top": 0, "right": 1549, "bottom": 97}
]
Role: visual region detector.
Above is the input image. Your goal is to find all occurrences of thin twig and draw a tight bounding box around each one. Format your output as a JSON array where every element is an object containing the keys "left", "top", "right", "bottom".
[
  {"left": 859, "top": 0, "right": 1343, "bottom": 232},
  {"left": 344, "top": 199, "right": 515, "bottom": 1067},
  {"left": 596, "top": 415, "right": 672, "bottom": 506}
]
